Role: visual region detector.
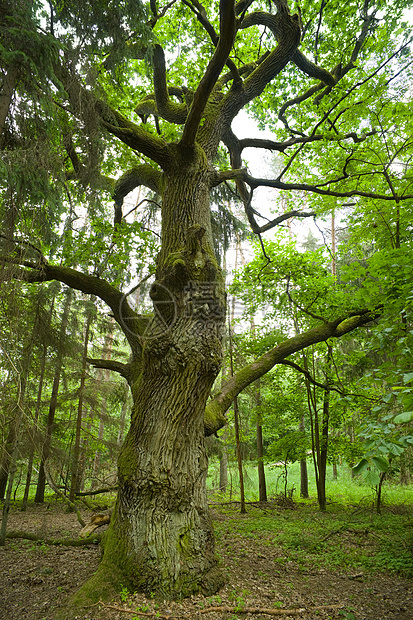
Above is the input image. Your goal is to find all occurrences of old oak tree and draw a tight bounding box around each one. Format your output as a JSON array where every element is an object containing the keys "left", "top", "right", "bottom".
[{"left": 2, "top": 0, "right": 412, "bottom": 609}]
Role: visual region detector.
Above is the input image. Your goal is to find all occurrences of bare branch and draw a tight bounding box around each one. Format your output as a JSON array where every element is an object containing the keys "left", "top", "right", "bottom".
[
  {"left": 215, "top": 168, "right": 413, "bottom": 202},
  {"left": 279, "top": 7, "right": 379, "bottom": 127},
  {"left": 280, "top": 359, "right": 340, "bottom": 393},
  {"left": 259, "top": 210, "right": 315, "bottom": 234},
  {"left": 240, "top": 11, "right": 335, "bottom": 85},
  {"left": 237, "top": 129, "right": 375, "bottom": 153}
]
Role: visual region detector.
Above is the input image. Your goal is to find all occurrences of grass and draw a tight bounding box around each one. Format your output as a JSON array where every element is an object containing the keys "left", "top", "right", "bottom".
[
  {"left": 208, "top": 458, "right": 413, "bottom": 579},
  {"left": 207, "top": 458, "right": 413, "bottom": 507},
  {"left": 213, "top": 501, "right": 413, "bottom": 578}
]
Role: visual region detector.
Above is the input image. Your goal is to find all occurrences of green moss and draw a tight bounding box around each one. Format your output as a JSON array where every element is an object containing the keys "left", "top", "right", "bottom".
[
  {"left": 336, "top": 315, "right": 361, "bottom": 335},
  {"left": 204, "top": 400, "right": 227, "bottom": 436},
  {"left": 164, "top": 250, "right": 185, "bottom": 268}
]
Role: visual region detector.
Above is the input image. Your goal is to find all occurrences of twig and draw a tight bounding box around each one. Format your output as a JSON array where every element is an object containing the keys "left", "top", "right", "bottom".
[
  {"left": 198, "top": 605, "right": 344, "bottom": 616},
  {"left": 100, "top": 602, "right": 344, "bottom": 617}
]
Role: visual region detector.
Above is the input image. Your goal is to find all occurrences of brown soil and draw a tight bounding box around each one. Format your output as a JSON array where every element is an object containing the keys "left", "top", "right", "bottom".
[{"left": 0, "top": 501, "right": 412, "bottom": 620}]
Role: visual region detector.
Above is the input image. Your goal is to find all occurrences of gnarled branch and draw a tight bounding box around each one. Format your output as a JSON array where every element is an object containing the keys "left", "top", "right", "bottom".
[
  {"left": 205, "top": 307, "right": 381, "bottom": 434},
  {"left": 152, "top": 45, "right": 189, "bottom": 124},
  {"left": 180, "top": 0, "right": 237, "bottom": 147},
  {"left": 113, "top": 164, "right": 164, "bottom": 207},
  {"left": 240, "top": 10, "right": 335, "bottom": 86},
  {"left": 214, "top": 168, "right": 413, "bottom": 203},
  {"left": 5, "top": 259, "right": 143, "bottom": 356},
  {"left": 87, "top": 358, "right": 132, "bottom": 383}
]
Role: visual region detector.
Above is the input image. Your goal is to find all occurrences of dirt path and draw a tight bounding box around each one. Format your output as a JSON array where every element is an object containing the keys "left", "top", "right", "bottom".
[{"left": 0, "top": 502, "right": 412, "bottom": 619}]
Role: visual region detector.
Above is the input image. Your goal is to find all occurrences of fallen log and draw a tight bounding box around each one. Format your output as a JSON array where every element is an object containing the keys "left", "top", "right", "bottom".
[
  {"left": 6, "top": 530, "right": 102, "bottom": 546},
  {"left": 75, "top": 486, "right": 117, "bottom": 497}
]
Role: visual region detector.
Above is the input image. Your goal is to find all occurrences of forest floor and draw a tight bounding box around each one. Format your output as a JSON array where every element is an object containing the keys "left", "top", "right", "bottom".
[{"left": 0, "top": 499, "right": 412, "bottom": 620}]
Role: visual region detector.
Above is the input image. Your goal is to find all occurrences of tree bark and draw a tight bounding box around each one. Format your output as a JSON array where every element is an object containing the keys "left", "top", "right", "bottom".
[
  {"left": 233, "top": 396, "right": 246, "bottom": 514},
  {"left": 71, "top": 149, "right": 226, "bottom": 603},
  {"left": 219, "top": 445, "right": 228, "bottom": 493},
  {"left": 0, "top": 62, "right": 19, "bottom": 141},
  {"left": 0, "top": 423, "right": 16, "bottom": 500}
]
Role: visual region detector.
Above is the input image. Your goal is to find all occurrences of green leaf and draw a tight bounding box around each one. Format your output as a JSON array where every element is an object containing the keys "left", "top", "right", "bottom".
[
  {"left": 365, "top": 470, "right": 380, "bottom": 487},
  {"left": 352, "top": 458, "right": 368, "bottom": 475},
  {"left": 372, "top": 456, "right": 389, "bottom": 473},
  {"left": 403, "top": 373, "right": 413, "bottom": 384},
  {"left": 388, "top": 444, "right": 404, "bottom": 456},
  {"left": 393, "top": 412, "right": 413, "bottom": 424}
]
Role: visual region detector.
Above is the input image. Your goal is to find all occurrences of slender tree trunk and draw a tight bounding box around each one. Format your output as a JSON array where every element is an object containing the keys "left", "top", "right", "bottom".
[
  {"left": 0, "top": 429, "right": 21, "bottom": 545},
  {"left": 0, "top": 423, "right": 16, "bottom": 500},
  {"left": 228, "top": 310, "right": 246, "bottom": 514},
  {"left": 219, "top": 444, "right": 228, "bottom": 492},
  {"left": 233, "top": 396, "right": 246, "bottom": 513},
  {"left": 218, "top": 313, "right": 228, "bottom": 494},
  {"left": 317, "top": 386, "right": 329, "bottom": 512},
  {"left": 0, "top": 315, "right": 36, "bottom": 541},
  {"left": 21, "top": 345, "right": 47, "bottom": 510},
  {"left": 69, "top": 304, "right": 92, "bottom": 502},
  {"left": 77, "top": 409, "right": 91, "bottom": 493},
  {"left": 299, "top": 414, "right": 309, "bottom": 498},
  {"left": 91, "top": 323, "right": 115, "bottom": 487},
  {"left": 35, "top": 289, "right": 72, "bottom": 503},
  {"left": 376, "top": 471, "right": 386, "bottom": 515},
  {"left": 255, "top": 380, "right": 267, "bottom": 502},
  {"left": 0, "top": 62, "right": 19, "bottom": 141}
]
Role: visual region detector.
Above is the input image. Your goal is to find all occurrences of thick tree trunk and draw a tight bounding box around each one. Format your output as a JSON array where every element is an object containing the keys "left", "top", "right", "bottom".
[{"left": 72, "top": 151, "right": 225, "bottom": 605}]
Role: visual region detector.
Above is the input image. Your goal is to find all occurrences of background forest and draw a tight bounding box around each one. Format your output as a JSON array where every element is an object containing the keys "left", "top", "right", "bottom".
[{"left": 1, "top": 0, "right": 413, "bottom": 616}]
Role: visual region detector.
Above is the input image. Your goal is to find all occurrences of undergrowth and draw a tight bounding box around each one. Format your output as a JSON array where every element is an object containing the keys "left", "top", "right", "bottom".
[{"left": 212, "top": 502, "right": 413, "bottom": 578}]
